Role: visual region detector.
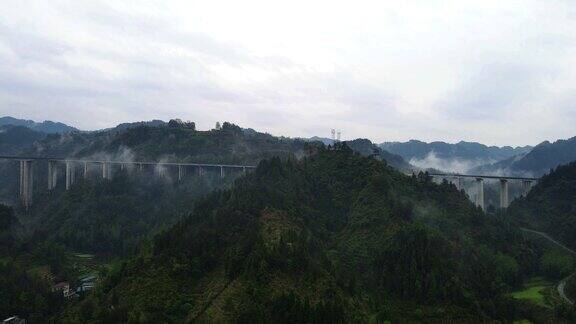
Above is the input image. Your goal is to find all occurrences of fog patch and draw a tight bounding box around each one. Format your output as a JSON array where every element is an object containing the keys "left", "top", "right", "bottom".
[
  {"left": 409, "top": 151, "right": 492, "bottom": 174},
  {"left": 83, "top": 146, "right": 136, "bottom": 163},
  {"left": 491, "top": 167, "right": 538, "bottom": 178}
]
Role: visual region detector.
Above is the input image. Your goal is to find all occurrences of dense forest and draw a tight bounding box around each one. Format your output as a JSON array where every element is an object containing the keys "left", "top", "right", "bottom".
[
  {"left": 24, "top": 170, "right": 236, "bottom": 256},
  {"left": 57, "top": 145, "right": 562, "bottom": 322},
  {"left": 0, "top": 204, "right": 65, "bottom": 322}
]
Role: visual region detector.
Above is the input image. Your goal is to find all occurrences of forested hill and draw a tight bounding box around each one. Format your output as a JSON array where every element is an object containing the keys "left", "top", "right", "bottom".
[
  {"left": 1, "top": 122, "right": 316, "bottom": 255},
  {"left": 61, "top": 145, "right": 539, "bottom": 322},
  {"left": 0, "top": 121, "right": 412, "bottom": 256},
  {"left": 508, "top": 161, "right": 576, "bottom": 249},
  {"left": 345, "top": 138, "right": 411, "bottom": 170},
  {"left": 0, "top": 121, "right": 310, "bottom": 205},
  {"left": 15, "top": 121, "right": 309, "bottom": 165}
]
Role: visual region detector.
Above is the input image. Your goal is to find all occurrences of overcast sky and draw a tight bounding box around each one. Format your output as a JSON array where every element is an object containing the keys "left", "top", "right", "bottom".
[{"left": 1, "top": 0, "right": 575, "bottom": 146}]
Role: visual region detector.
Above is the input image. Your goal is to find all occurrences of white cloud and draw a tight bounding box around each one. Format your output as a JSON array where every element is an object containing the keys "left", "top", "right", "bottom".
[
  {"left": 0, "top": 0, "right": 575, "bottom": 145},
  {"left": 409, "top": 151, "right": 493, "bottom": 174}
]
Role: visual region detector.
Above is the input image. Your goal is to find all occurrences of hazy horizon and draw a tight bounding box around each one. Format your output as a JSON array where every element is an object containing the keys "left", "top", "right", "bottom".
[
  {"left": 2, "top": 114, "right": 550, "bottom": 148},
  {"left": 2, "top": 1, "right": 576, "bottom": 146}
]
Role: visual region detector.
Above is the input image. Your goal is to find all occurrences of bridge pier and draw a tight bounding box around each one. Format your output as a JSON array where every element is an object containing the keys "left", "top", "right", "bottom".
[
  {"left": 500, "top": 179, "right": 509, "bottom": 209},
  {"left": 156, "top": 165, "right": 165, "bottom": 178},
  {"left": 20, "top": 160, "right": 33, "bottom": 209},
  {"left": 66, "top": 161, "right": 75, "bottom": 190},
  {"left": 48, "top": 161, "right": 57, "bottom": 190},
  {"left": 476, "top": 178, "right": 484, "bottom": 210},
  {"left": 83, "top": 162, "right": 89, "bottom": 178},
  {"left": 447, "top": 177, "right": 456, "bottom": 188},
  {"left": 522, "top": 180, "right": 532, "bottom": 197},
  {"left": 3, "top": 156, "right": 257, "bottom": 202},
  {"left": 102, "top": 162, "right": 111, "bottom": 179}
]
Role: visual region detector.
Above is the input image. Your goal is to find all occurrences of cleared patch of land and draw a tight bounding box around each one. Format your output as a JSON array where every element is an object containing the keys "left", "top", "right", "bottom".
[{"left": 511, "top": 277, "right": 553, "bottom": 308}]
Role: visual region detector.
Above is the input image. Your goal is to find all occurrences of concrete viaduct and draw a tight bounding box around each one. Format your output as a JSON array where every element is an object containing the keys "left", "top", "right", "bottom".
[
  {"left": 427, "top": 173, "right": 539, "bottom": 210},
  {"left": 0, "top": 155, "right": 256, "bottom": 209},
  {"left": 3, "top": 155, "right": 539, "bottom": 211}
]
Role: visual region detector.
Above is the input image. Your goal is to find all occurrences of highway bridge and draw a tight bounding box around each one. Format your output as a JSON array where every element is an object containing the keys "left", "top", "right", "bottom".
[
  {"left": 426, "top": 172, "right": 539, "bottom": 210},
  {"left": 0, "top": 155, "right": 256, "bottom": 209},
  {"left": 1, "top": 155, "right": 539, "bottom": 211}
]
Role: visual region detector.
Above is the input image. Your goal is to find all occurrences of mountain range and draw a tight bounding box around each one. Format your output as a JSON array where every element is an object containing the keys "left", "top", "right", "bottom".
[
  {"left": 473, "top": 136, "right": 576, "bottom": 177},
  {"left": 381, "top": 140, "right": 532, "bottom": 162},
  {"left": 0, "top": 117, "right": 78, "bottom": 134},
  {"left": 380, "top": 140, "right": 533, "bottom": 173},
  {"left": 3, "top": 115, "right": 576, "bottom": 178}
]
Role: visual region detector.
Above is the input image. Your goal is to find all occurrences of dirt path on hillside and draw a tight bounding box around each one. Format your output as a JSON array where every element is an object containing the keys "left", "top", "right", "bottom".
[{"left": 520, "top": 228, "right": 576, "bottom": 305}]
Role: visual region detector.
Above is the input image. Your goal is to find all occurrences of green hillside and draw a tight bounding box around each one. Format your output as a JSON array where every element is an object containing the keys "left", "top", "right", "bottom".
[
  {"left": 509, "top": 161, "right": 576, "bottom": 250},
  {"left": 59, "top": 145, "right": 543, "bottom": 322}
]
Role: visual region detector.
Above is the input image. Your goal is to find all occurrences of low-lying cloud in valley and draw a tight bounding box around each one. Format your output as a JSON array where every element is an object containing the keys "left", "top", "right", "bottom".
[{"left": 409, "top": 151, "right": 492, "bottom": 174}]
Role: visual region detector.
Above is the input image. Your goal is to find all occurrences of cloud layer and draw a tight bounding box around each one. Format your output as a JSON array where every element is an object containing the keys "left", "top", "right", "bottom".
[{"left": 1, "top": 0, "right": 576, "bottom": 146}]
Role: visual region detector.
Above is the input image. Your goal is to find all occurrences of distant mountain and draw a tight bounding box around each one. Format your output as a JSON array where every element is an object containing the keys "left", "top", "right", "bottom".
[
  {"left": 380, "top": 140, "right": 532, "bottom": 161},
  {"left": 474, "top": 136, "right": 576, "bottom": 177},
  {"left": 0, "top": 116, "right": 78, "bottom": 134},
  {"left": 380, "top": 140, "right": 532, "bottom": 173}
]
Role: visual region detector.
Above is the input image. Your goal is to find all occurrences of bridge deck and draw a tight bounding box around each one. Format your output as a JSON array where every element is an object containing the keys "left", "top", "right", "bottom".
[
  {"left": 427, "top": 172, "right": 538, "bottom": 181},
  {"left": 1, "top": 155, "right": 538, "bottom": 179},
  {"left": 0, "top": 155, "right": 256, "bottom": 169}
]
